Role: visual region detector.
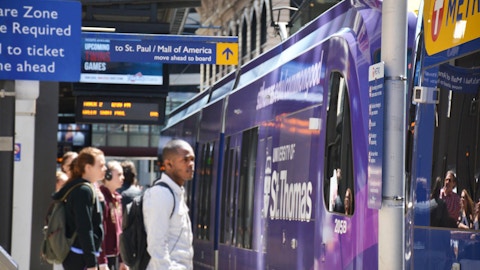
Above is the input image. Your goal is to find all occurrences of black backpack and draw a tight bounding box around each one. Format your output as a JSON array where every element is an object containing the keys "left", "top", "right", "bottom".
[{"left": 119, "top": 181, "right": 175, "bottom": 269}]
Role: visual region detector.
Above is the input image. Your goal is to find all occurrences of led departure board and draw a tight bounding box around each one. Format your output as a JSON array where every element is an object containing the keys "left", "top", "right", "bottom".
[{"left": 76, "top": 96, "right": 166, "bottom": 124}]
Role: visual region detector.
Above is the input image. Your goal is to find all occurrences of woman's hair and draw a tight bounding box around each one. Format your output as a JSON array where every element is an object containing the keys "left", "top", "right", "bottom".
[
  {"left": 61, "top": 151, "right": 78, "bottom": 173},
  {"left": 66, "top": 147, "right": 104, "bottom": 184},
  {"left": 461, "top": 189, "right": 475, "bottom": 217},
  {"left": 121, "top": 160, "right": 137, "bottom": 186},
  {"left": 107, "top": 160, "right": 122, "bottom": 171}
]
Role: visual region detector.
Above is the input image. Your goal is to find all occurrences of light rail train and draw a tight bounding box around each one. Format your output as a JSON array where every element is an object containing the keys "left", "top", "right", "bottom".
[{"left": 160, "top": 0, "right": 480, "bottom": 269}]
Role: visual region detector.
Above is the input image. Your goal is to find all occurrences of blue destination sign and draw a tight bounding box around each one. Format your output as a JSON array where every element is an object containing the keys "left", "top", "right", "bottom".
[
  {"left": 83, "top": 32, "right": 239, "bottom": 65},
  {"left": 0, "top": 0, "right": 81, "bottom": 81}
]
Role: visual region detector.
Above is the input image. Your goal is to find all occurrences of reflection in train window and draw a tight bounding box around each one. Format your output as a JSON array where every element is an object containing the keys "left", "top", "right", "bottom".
[
  {"left": 430, "top": 61, "right": 480, "bottom": 223},
  {"left": 323, "top": 72, "right": 354, "bottom": 215}
]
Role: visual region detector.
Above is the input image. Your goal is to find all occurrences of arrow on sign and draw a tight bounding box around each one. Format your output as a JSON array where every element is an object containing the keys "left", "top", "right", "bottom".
[{"left": 222, "top": 48, "right": 234, "bottom": 60}]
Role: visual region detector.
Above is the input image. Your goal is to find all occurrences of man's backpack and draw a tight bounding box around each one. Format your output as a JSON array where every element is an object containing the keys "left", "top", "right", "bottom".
[
  {"left": 119, "top": 181, "right": 175, "bottom": 269},
  {"left": 41, "top": 182, "right": 93, "bottom": 264}
]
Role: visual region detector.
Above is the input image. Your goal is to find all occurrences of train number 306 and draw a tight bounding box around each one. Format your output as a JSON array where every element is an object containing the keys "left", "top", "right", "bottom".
[{"left": 334, "top": 219, "right": 347, "bottom": 234}]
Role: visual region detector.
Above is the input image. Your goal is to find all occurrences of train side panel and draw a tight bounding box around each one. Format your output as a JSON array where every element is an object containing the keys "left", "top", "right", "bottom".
[{"left": 262, "top": 106, "right": 322, "bottom": 269}]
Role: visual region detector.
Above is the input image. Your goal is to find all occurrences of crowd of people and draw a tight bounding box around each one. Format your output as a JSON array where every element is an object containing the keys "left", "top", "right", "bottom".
[
  {"left": 51, "top": 139, "right": 195, "bottom": 270},
  {"left": 426, "top": 170, "right": 480, "bottom": 230},
  {"left": 415, "top": 170, "right": 480, "bottom": 264},
  {"left": 416, "top": 170, "right": 480, "bottom": 229}
]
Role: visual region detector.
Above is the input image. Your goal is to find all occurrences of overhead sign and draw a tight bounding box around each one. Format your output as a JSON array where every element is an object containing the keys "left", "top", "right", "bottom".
[
  {"left": 76, "top": 96, "right": 166, "bottom": 125},
  {"left": 424, "top": 0, "right": 480, "bottom": 55},
  {"left": 367, "top": 62, "right": 384, "bottom": 209},
  {"left": 83, "top": 32, "right": 239, "bottom": 66},
  {"left": 0, "top": 0, "right": 81, "bottom": 81},
  {"left": 80, "top": 33, "right": 164, "bottom": 85}
]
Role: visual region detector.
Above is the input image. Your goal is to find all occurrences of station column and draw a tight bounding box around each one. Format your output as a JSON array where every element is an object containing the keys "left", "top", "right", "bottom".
[{"left": 11, "top": 80, "right": 39, "bottom": 270}]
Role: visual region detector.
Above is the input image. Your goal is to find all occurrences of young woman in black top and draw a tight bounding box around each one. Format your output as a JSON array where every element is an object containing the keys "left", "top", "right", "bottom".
[{"left": 53, "top": 147, "right": 106, "bottom": 270}]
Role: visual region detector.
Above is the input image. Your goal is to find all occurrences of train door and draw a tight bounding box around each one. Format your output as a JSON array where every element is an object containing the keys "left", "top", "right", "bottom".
[
  {"left": 193, "top": 141, "right": 216, "bottom": 269},
  {"left": 218, "top": 128, "right": 258, "bottom": 269}
]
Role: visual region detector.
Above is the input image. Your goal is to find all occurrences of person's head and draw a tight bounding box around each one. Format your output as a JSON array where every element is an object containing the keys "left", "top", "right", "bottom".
[
  {"left": 336, "top": 168, "right": 342, "bottom": 181},
  {"left": 104, "top": 160, "right": 124, "bottom": 192},
  {"left": 70, "top": 147, "right": 106, "bottom": 183},
  {"left": 344, "top": 188, "right": 353, "bottom": 215},
  {"left": 121, "top": 160, "right": 137, "bottom": 187},
  {"left": 162, "top": 139, "right": 195, "bottom": 186},
  {"left": 61, "top": 151, "right": 78, "bottom": 177},
  {"left": 460, "top": 189, "right": 474, "bottom": 214},
  {"left": 55, "top": 171, "right": 68, "bottom": 192},
  {"left": 443, "top": 170, "right": 457, "bottom": 195}
]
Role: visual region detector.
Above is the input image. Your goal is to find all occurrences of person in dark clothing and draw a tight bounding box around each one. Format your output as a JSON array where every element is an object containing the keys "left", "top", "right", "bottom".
[
  {"left": 53, "top": 147, "right": 106, "bottom": 270},
  {"left": 118, "top": 160, "right": 142, "bottom": 211}
]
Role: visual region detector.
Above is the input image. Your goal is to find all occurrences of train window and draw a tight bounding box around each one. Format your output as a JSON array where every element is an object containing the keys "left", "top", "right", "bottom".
[
  {"left": 220, "top": 127, "right": 258, "bottom": 249},
  {"left": 236, "top": 128, "right": 258, "bottom": 249},
  {"left": 220, "top": 136, "right": 237, "bottom": 245},
  {"left": 195, "top": 142, "right": 215, "bottom": 240},
  {"left": 323, "top": 72, "right": 354, "bottom": 215},
  {"left": 431, "top": 76, "right": 480, "bottom": 213}
]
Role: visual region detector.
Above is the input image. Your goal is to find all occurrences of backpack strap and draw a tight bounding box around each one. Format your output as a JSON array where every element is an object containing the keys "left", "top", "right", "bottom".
[{"left": 154, "top": 181, "right": 175, "bottom": 218}]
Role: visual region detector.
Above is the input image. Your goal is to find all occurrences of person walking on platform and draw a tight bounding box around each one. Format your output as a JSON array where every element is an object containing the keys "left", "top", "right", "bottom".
[
  {"left": 53, "top": 147, "right": 106, "bottom": 270},
  {"left": 143, "top": 139, "right": 195, "bottom": 269}
]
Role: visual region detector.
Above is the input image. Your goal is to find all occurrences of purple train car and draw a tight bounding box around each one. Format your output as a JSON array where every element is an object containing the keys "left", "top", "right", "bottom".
[{"left": 160, "top": 0, "right": 480, "bottom": 269}]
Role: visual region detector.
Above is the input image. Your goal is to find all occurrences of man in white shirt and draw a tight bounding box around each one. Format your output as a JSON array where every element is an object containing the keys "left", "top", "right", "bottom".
[{"left": 143, "top": 139, "right": 195, "bottom": 269}]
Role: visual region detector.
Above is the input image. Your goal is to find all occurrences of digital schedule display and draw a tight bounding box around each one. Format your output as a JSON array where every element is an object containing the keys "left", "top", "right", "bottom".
[{"left": 76, "top": 96, "right": 166, "bottom": 125}]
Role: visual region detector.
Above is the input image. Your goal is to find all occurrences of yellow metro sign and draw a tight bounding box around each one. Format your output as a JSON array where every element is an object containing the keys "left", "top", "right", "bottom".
[
  {"left": 424, "top": 0, "right": 480, "bottom": 55},
  {"left": 216, "top": 42, "right": 238, "bottom": 65}
]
